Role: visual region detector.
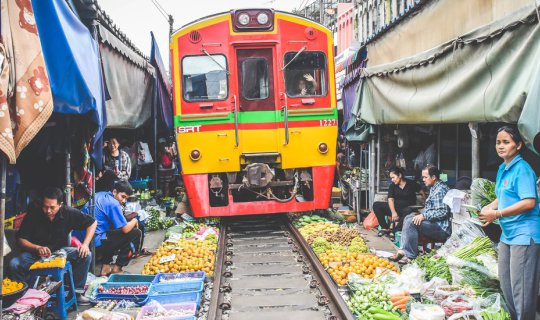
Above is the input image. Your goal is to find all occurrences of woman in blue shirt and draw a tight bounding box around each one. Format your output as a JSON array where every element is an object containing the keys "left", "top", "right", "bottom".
[{"left": 480, "top": 126, "right": 540, "bottom": 320}]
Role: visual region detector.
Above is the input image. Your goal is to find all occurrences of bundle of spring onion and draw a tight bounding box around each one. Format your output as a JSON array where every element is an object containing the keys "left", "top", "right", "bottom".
[{"left": 451, "top": 237, "right": 499, "bottom": 297}]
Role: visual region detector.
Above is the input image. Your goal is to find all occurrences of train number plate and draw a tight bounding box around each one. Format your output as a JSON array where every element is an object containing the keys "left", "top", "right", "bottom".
[{"left": 319, "top": 119, "right": 337, "bottom": 127}]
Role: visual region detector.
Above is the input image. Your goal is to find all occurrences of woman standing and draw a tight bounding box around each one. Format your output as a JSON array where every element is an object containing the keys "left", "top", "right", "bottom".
[
  {"left": 373, "top": 166, "right": 424, "bottom": 239},
  {"left": 479, "top": 126, "right": 540, "bottom": 320},
  {"left": 97, "top": 138, "right": 132, "bottom": 191}
]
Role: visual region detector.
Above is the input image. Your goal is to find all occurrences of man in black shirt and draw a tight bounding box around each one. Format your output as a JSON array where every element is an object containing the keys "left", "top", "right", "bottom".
[{"left": 8, "top": 187, "right": 97, "bottom": 305}]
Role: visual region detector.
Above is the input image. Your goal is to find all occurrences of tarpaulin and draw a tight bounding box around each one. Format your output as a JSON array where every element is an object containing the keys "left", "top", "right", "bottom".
[
  {"left": 352, "top": 5, "right": 540, "bottom": 148},
  {"left": 0, "top": 0, "right": 53, "bottom": 164},
  {"left": 518, "top": 55, "right": 540, "bottom": 155},
  {"left": 99, "top": 25, "right": 153, "bottom": 129},
  {"left": 32, "top": 0, "right": 106, "bottom": 167},
  {"left": 150, "top": 31, "right": 173, "bottom": 131}
]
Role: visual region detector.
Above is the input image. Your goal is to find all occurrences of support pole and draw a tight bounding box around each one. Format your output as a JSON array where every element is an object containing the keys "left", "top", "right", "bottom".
[
  {"left": 90, "top": 162, "right": 96, "bottom": 275},
  {"left": 153, "top": 88, "right": 158, "bottom": 193},
  {"left": 0, "top": 155, "right": 7, "bottom": 312},
  {"left": 470, "top": 123, "right": 480, "bottom": 179},
  {"left": 369, "top": 132, "right": 376, "bottom": 209}
]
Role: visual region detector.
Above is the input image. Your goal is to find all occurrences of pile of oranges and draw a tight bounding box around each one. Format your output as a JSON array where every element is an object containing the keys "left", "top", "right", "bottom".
[
  {"left": 2, "top": 278, "right": 24, "bottom": 294},
  {"left": 142, "top": 239, "right": 216, "bottom": 275},
  {"left": 319, "top": 251, "right": 399, "bottom": 285},
  {"left": 29, "top": 257, "right": 66, "bottom": 270}
]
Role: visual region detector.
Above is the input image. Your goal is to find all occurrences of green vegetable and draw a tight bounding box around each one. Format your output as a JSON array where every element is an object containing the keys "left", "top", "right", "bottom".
[
  {"left": 452, "top": 237, "right": 496, "bottom": 260},
  {"left": 471, "top": 178, "right": 496, "bottom": 208},
  {"left": 413, "top": 252, "right": 452, "bottom": 283}
]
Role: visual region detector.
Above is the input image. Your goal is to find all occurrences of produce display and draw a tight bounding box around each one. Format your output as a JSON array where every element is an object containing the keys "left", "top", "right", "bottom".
[
  {"left": 29, "top": 256, "right": 66, "bottom": 269},
  {"left": 293, "top": 214, "right": 329, "bottom": 228},
  {"left": 305, "top": 226, "right": 361, "bottom": 246},
  {"left": 97, "top": 285, "right": 149, "bottom": 295},
  {"left": 320, "top": 251, "right": 399, "bottom": 284},
  {"left": 298, "top": 221, "right": 339, "bottom": 239},
  {"left": 2, "top": 278, "right": 24, "bottom": 294},
  {"left": 347, "top": 283, "right": 401, "bottom": 319},
  {"left": 142, "top": 239, "right": 216, "bottom": 275}
]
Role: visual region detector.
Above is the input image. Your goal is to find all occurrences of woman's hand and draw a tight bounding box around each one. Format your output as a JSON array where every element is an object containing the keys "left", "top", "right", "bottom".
[
  {"left": 479, "top": 207, "right": 497, "bottom": 227},
  {"left": 391, "top": 212, "right": 399, "bottom": 222}
]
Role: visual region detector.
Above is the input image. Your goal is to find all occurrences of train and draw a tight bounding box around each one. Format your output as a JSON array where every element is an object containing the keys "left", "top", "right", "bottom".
[{"left": 171, "top": 9, "right": 337, "bottom": 217}]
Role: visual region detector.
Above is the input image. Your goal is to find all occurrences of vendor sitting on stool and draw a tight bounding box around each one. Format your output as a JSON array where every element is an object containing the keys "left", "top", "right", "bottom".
[
  {"left": 94, "top": 181, "right": 142, "bottom": 276},
  {"left": 390, "top": 165, "right": 451, "bottom": 264},
  {"left": 372, "top": 166, "right": 425, "bottom": 240},
  {"left": 8, "top": 187, "right": 96, "bottom": 305}
]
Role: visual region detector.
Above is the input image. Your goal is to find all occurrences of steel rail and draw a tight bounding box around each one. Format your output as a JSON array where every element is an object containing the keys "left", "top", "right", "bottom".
[
  {"left": 207, "top": 223, "right": 227, "bottom": 320},
  {"left": 284, "top": 218, "right": 355, "bottom": 320}
]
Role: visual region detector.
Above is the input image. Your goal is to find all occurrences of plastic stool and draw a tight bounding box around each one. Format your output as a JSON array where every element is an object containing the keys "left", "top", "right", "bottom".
[{"left": 29, "top": 261, "right": 78, "bottom": 320}]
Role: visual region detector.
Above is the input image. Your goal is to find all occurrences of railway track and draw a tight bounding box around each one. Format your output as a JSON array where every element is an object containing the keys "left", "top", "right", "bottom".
[{"left": 207, "top": 214, "right": 354, "bottom": 320}]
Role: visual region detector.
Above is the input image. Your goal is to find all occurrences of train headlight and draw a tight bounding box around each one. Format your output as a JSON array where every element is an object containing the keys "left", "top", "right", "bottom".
[
  {"left": 318, "top": 143, "right": 328, "bottom": 154},
  {"left": 256, "top": 13, "right": 269, "bottom": 25},
  {"left": 190, "top": 149, "right": 201, "bottom": 161},
  {"left": 238, "top": 13, "right": 250, "bottom": 26}
]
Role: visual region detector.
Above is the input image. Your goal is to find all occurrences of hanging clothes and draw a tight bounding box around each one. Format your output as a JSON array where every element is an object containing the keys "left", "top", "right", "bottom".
[{"left": 0, "top": 0, "right": 53, "bottom": 163}]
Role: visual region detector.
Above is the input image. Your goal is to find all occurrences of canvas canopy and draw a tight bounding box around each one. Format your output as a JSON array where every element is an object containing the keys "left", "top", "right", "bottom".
[
  {"left": 98, "top": 25, "right": 154, "bottom": 129},
  {"left": 349, "top": 5, "right": 540, "bottom": 148}
]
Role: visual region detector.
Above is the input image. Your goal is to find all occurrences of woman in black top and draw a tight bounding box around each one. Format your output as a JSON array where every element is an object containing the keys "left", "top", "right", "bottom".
[{"left": 373, "top": 166, "right": 425, "bottom": 238}]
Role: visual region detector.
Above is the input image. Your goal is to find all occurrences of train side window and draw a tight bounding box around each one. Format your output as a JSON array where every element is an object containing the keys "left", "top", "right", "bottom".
[
  {"left": 284, "top": 51, "right": 327, "bottom": 97},
  {"left": 241, "top": 58, "right": 269, "bottom": 100},
  {"left": 182, "top": 55, "right": 228, "bottom": 101}
]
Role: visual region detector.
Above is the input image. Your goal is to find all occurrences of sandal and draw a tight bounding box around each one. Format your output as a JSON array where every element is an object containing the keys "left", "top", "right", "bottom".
[
  {"left": 388, "top": 232, "right": 395, "bottom": 241},
  {"left": 377, "top": 229, "right": 389, "bottom": 237},
  {"left": 398, "top": 257, "right": 411, "bottom": 265},
  {"left": 389, "top": 251, "right": 404, "bottom": 262},
  {"left": 134, "top": 248, "right": 154, "bottom": 258}
]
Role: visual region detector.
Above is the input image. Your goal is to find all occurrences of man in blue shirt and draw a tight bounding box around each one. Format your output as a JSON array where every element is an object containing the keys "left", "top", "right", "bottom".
[
  {"left": 391, "top": 165, "right": 451, "bottom": 263},
  {"left": 94, "top": 181, "right": 141, "bottom": 276}
]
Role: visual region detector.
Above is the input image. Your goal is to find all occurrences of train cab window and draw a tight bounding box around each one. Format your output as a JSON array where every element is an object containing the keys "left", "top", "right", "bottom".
[
  {"left": 284, "top": 51, "right": 327, "bottom": 97},
  {"left": 241, "top": 58, "right": 269, "bottom": 100},
  {"left": 182, "top": 55, "right": 228, "bottom": 101}
]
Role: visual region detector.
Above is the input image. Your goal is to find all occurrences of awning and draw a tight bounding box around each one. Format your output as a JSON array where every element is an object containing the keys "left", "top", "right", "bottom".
[
  {"left": 150, "top": 32, "right": 173, "bottom": 131},
  {"left": 98, "top": 25, "right": 154, "bottom": 129},
  {"left": 32, "top": 0, "right": 107, "bottom": 166},
  {"left": 518, "top": 55, "right": 540, "bottom": 155},
  {"left": 353, "top": 6, "right": 540, "bottom": 139}
]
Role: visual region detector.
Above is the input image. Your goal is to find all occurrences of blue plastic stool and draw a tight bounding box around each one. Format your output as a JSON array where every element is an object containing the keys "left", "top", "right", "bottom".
[{"left": 29, "top": 261, "right": 78, "bottom": 320}]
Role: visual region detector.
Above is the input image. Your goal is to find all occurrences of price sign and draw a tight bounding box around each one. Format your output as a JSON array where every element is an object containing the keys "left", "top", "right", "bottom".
[{"left": 159, "top": 254, "right": 176, "bottom": 264}]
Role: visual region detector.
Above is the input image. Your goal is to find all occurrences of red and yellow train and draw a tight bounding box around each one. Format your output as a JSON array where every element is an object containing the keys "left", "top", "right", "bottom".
[{"left": 171, "top": 9, "right": 337, "bottom": 217}]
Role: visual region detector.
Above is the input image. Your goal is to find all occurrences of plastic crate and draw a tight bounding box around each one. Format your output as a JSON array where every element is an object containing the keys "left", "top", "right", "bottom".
[
  {"left": 152, "top": 272, "right": 206, "bottom": 284},
  {"left": 147, "top": 291, "right": 202, "bottom": 308},
  {"left": 129, "top": 179, "right": 152, "bottom": 190},
  {"left": 108, "top": 274, "right": 156, "bottom": 283},
  {"left": 95, "top": 282, "right": 150, "bottom": 302},
  {"left": 137, "top": 302, "right": 197, "bottom": 320},
  {"left": 148, "top": 281, "right": 203, "bottom": 296}
]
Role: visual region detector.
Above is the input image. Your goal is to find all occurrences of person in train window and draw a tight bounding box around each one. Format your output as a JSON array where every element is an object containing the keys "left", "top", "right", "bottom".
[{"left": 297, "top": 73, "right": 317, "bottom": 96}]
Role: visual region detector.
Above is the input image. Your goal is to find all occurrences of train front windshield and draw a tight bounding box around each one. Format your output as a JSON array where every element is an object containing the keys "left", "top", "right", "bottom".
[
  {"left": 182, "top": 55, "right": 228, "bottom": 101},
  {"left": 284, "top": 51, "right": 327, "bottom": 97}
]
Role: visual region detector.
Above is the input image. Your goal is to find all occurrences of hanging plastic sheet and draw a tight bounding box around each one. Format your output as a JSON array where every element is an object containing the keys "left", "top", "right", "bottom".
[
  {"left": 150, "top": 32, "right": 173, "bottom": 131},
  {"left": 32, "top": 0, "right": 107, "bottom": 168}
]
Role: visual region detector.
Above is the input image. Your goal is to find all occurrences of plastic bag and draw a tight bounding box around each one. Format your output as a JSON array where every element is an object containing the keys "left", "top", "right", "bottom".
[
  {"left": 29, "top": 249, "right": 67, "bottom": 270},
  {"left": 395, "top": 264, "right": 425, "bottom": 294},
  {"left": 440, "top": 294, "right": 476, "bottom": 317},
  {"left": 447, "top": 310, "right": 483, "bottom": 320},
  {"left": 3, "top": 234, "right": 11, "bottom": 256},
  {"left": 433, "top": 285, "right": 464, "bottom": 303},
  {"left": 421, "top": 277, "right": 450, "bottom": 298},
  {"left": 362, "top": 211, "right": 378, "bottom": 230},
  {"left": 435, "top": 220, "right": 485, "bottom": 258},
  {"left": 446, "top": 255, "right": 500, "bottom": 297},
  {"left": 409, "top": 304, "right": 446, "bottom": 320}
]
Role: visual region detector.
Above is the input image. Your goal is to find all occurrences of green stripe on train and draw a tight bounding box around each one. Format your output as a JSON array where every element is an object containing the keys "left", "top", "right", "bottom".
[{"left": 175, "top": 109, "right": 337, "bottom": 127}]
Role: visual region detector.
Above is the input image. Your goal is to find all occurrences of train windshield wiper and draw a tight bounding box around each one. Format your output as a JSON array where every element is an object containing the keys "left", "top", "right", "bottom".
[
  {"left": 282, "top": 46, "right": 307, "bottom": 71},
  {"left": 200, "top": 49, "right": 230, "bottom": 75}
]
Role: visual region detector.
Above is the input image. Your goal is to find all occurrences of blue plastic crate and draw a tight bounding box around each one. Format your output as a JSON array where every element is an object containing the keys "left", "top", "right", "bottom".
[
  {"left": 147, "top": 291, "right": 202, "bottom": 308},
  {"left": 148, "top": 281, "right": 203, "bottom": 296},
  {"left": 152, "top": 272, "right": 206, "bottom": 284},
  {"left": 108, "top": 274, "right": 156, "bottom": 283},
  {"left": 95, "top": 282, "right": 150, "bottom": 302}
]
